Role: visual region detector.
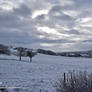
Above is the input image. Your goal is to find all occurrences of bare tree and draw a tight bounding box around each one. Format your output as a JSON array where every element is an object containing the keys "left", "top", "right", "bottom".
[
  {"left": 27, "top": 51, "right": 37, "bottom": 62},
  {"left": 17, "top": 47, "right": 25, "bottom": 61}
]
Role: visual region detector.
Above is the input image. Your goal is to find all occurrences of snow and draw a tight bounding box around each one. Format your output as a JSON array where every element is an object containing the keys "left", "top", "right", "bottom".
[{"left": 0, "top": 54, "right": 92, "bottom": 92}]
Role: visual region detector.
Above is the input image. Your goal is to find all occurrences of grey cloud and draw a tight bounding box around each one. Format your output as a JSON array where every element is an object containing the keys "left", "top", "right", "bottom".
[
  {"left": 66, "top": 29, "right": 80, "bottom": 35},
  {"left": 13, "top": 4, "right": 31, "bottom": 17},
  {"left": 49, "top": 5, "right": 72, "bottom": 20},
  {"left": 0, "top": 28, "right": 40, "bottom": 45},
  {"left": 49, "top": 5, "right": 62, "bottom": 12},
  {"left": 35, "top": 14, "right": 46, "bottom": 20},
  {"left": 82, "top": 40, "right": 92, "bottom": 43},
  {"left": 0, "top": 0, "right": 92, "bottom": 51},
  {"left": 45, "top": 0, "right": 59, "bottom": 4},
  {"left": 0, "top": 13, "right": 21, "bottom": 28},
  {"left": 0, "top": 2, "right": 38, "bottom": 45},
  {"left": 75, "top": 0, "right": 92, "bottom": 6},
  {"left": 0, "top": 30, "right": 29, "bottom": 44},
  {"left": 36, "top": 37, "right": 74, "bottom": 44},
  {"left": 34, "top": 4, "right": 75, "bottom": 29},
  {"left": 0, "top": 3, "right": 32, "bottom": 28}
]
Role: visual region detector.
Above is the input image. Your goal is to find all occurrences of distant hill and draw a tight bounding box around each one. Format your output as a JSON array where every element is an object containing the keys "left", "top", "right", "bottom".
[{"left": 37, "top": 49, "right": 57, "bottom": 56}]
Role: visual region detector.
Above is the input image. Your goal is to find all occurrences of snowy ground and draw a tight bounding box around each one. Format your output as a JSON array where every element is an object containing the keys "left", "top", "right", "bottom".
[{"left": 0, "top": 54, "right": 92, "bottom": 92}]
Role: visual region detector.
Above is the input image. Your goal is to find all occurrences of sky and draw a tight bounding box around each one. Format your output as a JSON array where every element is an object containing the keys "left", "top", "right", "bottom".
[{"left": 0, "top": 0, "right": 92, "bottom": 52}]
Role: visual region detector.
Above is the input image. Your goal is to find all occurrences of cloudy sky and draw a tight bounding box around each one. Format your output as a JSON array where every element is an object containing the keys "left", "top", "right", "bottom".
[{"left": 0, "top": 0, "right": 92, "bottom": 52}]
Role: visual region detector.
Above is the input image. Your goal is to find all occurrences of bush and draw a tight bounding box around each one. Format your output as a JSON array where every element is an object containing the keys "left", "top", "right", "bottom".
[
  {"left": 55, "top": 71, "right": 92, "bottom": 92},
  {"left": 0, "top": 86, "right": 8, "bottom": 92}
]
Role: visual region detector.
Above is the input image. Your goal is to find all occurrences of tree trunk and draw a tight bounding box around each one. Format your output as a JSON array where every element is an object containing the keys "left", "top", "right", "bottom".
[
  {"left": 30, "top": 57, "right": 32, "bottom": 62},
  {"left": 19, "top": 55, "right": 21, "bottom": 61}
]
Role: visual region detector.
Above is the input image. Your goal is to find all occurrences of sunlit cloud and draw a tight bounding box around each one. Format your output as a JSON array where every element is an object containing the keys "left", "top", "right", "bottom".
[
  {"left": 32, "top": 9, "right": 49, "bottom": 19},
  {"left": 80, "top": 17, "right": 92, "bottom": 23},
  {"left": 37, "top": 26, "right": 70, "bottom": 40},
  {"left": 80, "top": 23, "right": 92, "bottom": 28},
  {"left": 37, "top": 26, "right": 59, "bottom": 34},
  {"left": 41, "top": 43, "right": 56, "bottom": 47},
  {"left": 63, "top": 10, "right": 80, "bottom": 18}
]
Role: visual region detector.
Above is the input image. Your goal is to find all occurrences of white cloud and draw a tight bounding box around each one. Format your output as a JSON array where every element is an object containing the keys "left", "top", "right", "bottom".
[
  {"left": 0, "top": 0, "right": 23, "bottom": 11},
  {"left": 32, "top": 9, "right": 49, "bottom": 19}
]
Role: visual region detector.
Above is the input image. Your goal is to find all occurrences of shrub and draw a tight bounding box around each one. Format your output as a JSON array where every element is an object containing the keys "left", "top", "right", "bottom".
[
  {"left": 0, "top": 86, "right": 8, "bottom": 92},
  {"left": 55, "top": 71, "right": 92, "bottom": 92}
]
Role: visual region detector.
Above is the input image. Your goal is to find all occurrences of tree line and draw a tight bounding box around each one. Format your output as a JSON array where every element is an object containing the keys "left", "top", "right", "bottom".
[{"left": 0, "top": 44, "right": 37, "bottom": 62}]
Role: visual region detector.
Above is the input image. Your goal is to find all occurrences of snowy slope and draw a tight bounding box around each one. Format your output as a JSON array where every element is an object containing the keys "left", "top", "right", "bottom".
[{"left": 0, "top": 54, "right": 92, "bottom": 92}]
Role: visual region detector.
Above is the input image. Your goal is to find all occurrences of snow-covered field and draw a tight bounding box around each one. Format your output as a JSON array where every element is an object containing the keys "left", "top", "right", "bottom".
[{"left": 0, "top": 54, "right": 92, "bottom": 92}]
